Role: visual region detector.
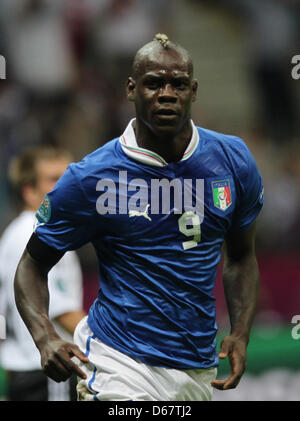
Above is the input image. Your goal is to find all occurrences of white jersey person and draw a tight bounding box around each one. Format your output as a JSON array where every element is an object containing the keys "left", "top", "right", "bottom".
[{"left": 0, "top": 146, "right": 86, "bottom": 401}]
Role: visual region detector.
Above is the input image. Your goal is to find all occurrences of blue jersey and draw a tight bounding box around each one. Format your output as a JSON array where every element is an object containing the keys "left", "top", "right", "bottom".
[{"left": 35, "top": 120, "right": 264, "bottom": 370}]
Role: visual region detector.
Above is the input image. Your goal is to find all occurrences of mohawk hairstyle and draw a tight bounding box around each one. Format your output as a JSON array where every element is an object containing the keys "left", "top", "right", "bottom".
[
  {"left": 131, "top": 34, "right": 194, "bottom": 78},
  {"left": 153, "top": 33, "right": 171, "bottom": 49}
]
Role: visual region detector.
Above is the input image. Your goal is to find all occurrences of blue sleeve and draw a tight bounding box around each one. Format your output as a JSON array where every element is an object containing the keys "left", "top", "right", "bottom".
[
  {"left": 34, "top": 163, "right": 95, "bottom": 251},
  {"left": 231, "top": 146, "right": 264, "bottom": 232}
]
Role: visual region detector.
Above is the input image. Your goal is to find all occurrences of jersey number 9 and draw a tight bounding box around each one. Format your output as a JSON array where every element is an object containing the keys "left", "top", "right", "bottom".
[{"left": 178, "top": 211, "right": 201, "bottom": 250}]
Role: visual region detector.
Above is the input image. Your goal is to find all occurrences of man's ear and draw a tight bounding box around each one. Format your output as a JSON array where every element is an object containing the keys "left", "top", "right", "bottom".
[
  {"left": 191, "top": 79, "right": 198, "bottom": 102},
  {"left": 126, "top": 77, "right": 136, "bottom": 102}
]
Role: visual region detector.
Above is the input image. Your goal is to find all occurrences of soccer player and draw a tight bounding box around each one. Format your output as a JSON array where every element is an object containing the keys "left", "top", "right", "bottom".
[
  {"left": 0, "top": 146, "right": 86, "bottom": 401},
  {"left": 14, "top": 34, "right": 264, "bottom": 401}
]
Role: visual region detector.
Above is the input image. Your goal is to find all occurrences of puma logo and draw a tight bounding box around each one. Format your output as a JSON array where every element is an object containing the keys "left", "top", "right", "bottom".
[{"left": 129, "top": 204, "right": 152, "bottom": 221}]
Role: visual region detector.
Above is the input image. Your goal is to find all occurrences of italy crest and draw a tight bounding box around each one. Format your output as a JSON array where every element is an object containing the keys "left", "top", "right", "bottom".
[{"left": 212, "top": 179, "right": 232, "bottom": 211}]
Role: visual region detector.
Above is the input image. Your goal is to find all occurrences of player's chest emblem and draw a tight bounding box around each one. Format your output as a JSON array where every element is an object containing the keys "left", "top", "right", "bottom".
[
  {"left": 129, "top": 204, "right": 152, "bottom": 221},
  {"left": 212, "top": 179, "right": 232, "bottom": 211}
]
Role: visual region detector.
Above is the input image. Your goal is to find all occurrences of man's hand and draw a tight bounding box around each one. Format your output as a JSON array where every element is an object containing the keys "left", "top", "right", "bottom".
[
  {"left": 211, "top": 335, "right": 247, "bottom": 391},
  {"left": 39, "top": 337, "right": 89, "bottom": 382},
  {"left": 14, "top": 247, "right": 90, "bottom": 383}
]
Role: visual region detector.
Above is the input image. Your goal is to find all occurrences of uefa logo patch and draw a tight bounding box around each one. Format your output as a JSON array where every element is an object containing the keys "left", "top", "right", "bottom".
[
  {"left": 36, "top": 194, "right": 52, "bottom": 223},
  {"left": 212, "top": 179, "right": 232, "bottom": 211}
]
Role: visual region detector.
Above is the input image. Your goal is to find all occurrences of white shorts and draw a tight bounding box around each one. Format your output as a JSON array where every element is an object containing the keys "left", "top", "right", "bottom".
[{"left": 73, "top": 316, "right": 217, "bottom": 401}]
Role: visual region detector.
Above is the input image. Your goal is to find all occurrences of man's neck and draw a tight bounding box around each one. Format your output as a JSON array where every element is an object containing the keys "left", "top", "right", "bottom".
[{"left": 134, "top": 119, "right": 193, "bottom": 163}]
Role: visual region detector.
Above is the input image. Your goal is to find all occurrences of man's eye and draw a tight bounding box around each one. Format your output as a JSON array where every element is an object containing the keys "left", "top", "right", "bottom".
[
  {"left": 174, "top": 80, "right": 188, "bottom": 89},
  {"left": 145, "top": 81, "right": 159, "bottom": 89}
]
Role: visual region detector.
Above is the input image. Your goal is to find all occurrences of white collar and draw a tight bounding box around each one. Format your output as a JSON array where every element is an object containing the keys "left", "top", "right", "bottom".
[{"left": 119, "top": 118, "right": 199, "bottom": 167}]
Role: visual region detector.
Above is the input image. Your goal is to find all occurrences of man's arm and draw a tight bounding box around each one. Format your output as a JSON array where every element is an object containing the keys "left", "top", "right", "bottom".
[
  {"left": 14, "top": 233, "right": 89, "bottom": 382},
  {"left": 211, "top": 223, "right": 260, "bottom": 391}
]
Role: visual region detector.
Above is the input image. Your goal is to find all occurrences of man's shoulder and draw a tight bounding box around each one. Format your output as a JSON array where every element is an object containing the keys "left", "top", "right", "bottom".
[
  {"left": 0, "top": 212, "right": 34, "bottom": 246},
  {"left": 0, "top": 212, "right": 34, "bottom": 271},
  {"left": 69, "top": 138, "right": 121, "bottom": 180},
  {"left": 49, "top": 249, "right": 83, "bottom": 285},
  {"left": 57, "top": 248, "right": 81, "bottom": 272},
  {"left": 196, "top": 125, "right": 253, "bottom": 174},
  {"left": 197, "top": 125, "right": 249, "bottom": 153}
]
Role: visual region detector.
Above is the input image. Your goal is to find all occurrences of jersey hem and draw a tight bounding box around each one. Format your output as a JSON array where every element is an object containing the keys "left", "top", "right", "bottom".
[{"left": 87, "top": 315, "right": 219, "bottom": 371}]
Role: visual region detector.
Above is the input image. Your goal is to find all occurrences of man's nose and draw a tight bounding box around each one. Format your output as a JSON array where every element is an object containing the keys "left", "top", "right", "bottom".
[{"left": 158, "top": 84, "right": 177, "bottom": 103}]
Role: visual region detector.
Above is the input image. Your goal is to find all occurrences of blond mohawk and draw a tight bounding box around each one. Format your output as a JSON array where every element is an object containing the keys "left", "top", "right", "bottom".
[{"left": 154, "top": 33, "right": 170, "bottom": 49}]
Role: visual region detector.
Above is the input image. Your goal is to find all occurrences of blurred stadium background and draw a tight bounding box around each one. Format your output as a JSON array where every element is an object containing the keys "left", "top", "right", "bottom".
[{"left": 0, "top": 0, "right": 299, "bottom": 401}]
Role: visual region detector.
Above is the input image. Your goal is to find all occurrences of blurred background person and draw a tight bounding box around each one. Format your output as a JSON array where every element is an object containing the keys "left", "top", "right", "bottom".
[{"left": 0, "top": 146, "right": 86, "bottom": 401}]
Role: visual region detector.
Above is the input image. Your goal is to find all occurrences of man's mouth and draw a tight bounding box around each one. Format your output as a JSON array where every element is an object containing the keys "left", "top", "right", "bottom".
[
  {"left": 154, "top": 109, "right": 179, "bottom": 123},
  {"left": 155, "top": 108, "right": 177, "bottom": 116}
]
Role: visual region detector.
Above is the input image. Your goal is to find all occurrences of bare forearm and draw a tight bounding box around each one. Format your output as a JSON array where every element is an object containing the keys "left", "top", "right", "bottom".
[
  {"left": 14, "top": 250, "right": 59, "bottom": 348},
  {"left": 13, "top": 237, "right": 89, "bottom": 382},
  {"left": 223, "top": 253, "right": 260, "bottom": 344}
]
